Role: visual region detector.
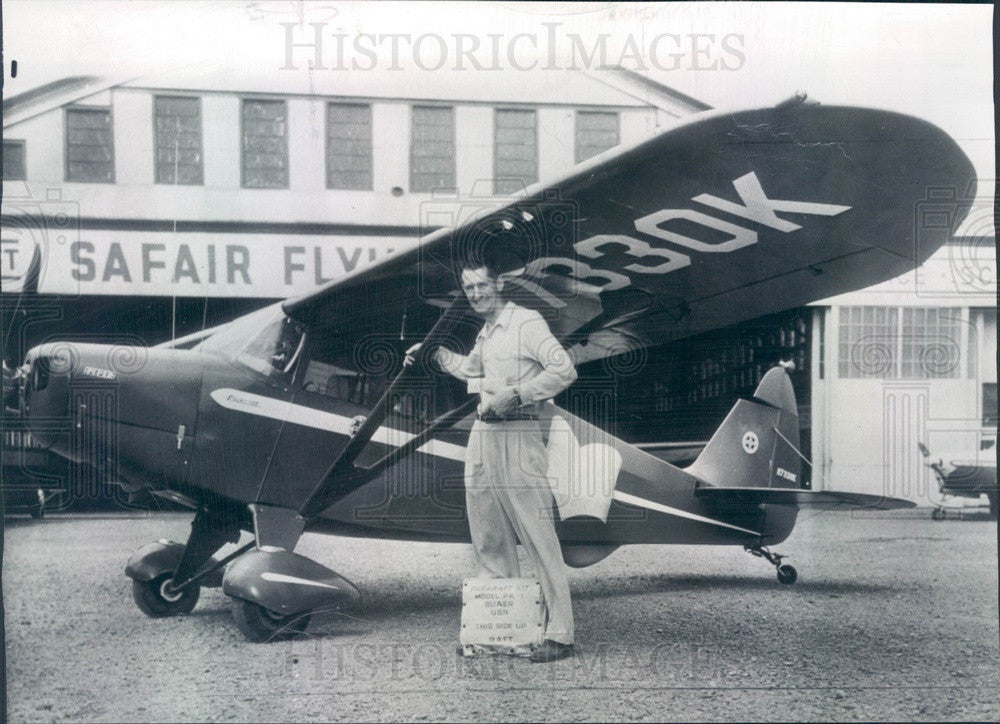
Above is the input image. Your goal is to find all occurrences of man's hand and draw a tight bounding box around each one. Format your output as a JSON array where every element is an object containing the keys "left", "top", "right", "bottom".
[
  {"left": 483, "top": 386, "right": 520, "bottom": 416},
  {"left": 405, "top": 343, "right": 447, "bottom": 369},
  {"left": 349, "top": 415, "right": 366, "bottom": 437}
]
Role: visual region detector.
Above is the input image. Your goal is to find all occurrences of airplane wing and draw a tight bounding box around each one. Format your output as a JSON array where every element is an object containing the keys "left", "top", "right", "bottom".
[
  {"left": 696, "top": 486, "right": 917, "bottom": 510},
  {"left": 283, "top": 99, "right": 975, "bottom": 365}
]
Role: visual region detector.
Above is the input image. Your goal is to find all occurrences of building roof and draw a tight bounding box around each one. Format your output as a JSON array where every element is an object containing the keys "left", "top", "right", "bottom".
[
  {"left": 3, "top": 76, "right": 130, "bottom": 127},
  {"left": 119, "top": 62, "right": 667, "bottom": 107},
  {"left": 4, "top": 63, "right": 709, "bottom": 128},
  {"left": 583, "top": 66, "right": 712, "bottom": 116}
]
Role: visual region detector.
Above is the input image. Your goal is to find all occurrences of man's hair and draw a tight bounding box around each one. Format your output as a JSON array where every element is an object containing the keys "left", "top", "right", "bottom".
[{"left": 457, "top": 260, "right": 500, "bottom": 279}]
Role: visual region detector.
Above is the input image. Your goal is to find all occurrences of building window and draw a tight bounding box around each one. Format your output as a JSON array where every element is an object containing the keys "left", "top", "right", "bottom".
[
  {"left": 838, "top": 306, "right": 962, "bottom": 379},
  {"left": 575, "top": 110, "right": 619, "bottom": 164},
  {"left": 494, "top": 108, "right": 537, "bottom": 195},
  {"left": 3, "top": 140, "right": 26, "bottom": 180},
  {"left": 65, "top": 106, "right": 114, "bottom": 183},
  {"left": 968, "top": 307, "right": 997, "bottom": 381},
  {"left": 838, "top": 306, "right": 899, "bottom": 378},
  {"left": 326, "top": 103, "right": 372, "bottom": 190},
  {"left": 410, "top": 105, "right": 454, "bottom": 192},
  {"left": 983, "top": 383, "right": 998, "bottom": 427},
  {"left": 154, "top": 96, "right": 203, "bottom": 185},
  {"left": 900, "top": 307, "right": 961, "bottom": 379},
  {"left": 242, "top": 99, "right": 288, "bottom": 189}
]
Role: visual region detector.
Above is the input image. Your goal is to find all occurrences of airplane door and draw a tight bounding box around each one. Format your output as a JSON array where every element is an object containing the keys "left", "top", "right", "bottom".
[
  {"left": 256, "top": 339, "right": 470, "bottom": 528},
  {"left": 189, "top": 309, "right": 302, "bottom": 503},
  {"left": 254, "top": 354, "right": 380, "bottom": 509}
]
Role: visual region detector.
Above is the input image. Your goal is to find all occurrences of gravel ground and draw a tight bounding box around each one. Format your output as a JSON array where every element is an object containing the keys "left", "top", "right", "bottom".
[{"left": 3, "top": 509, "right": 998, "bottom": 722}]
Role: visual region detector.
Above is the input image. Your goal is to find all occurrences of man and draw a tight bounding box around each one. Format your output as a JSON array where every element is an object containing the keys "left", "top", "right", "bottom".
[{"left": 407, "top": 263, "right": 578, "bottom": 663}]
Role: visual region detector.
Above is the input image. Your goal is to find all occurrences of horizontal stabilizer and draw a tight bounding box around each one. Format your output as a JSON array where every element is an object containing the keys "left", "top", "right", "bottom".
[{"left": 696, "top": 486, "right": 916, "bottom": 510}]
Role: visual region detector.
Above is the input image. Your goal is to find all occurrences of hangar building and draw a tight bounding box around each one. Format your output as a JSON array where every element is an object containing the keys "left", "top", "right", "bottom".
[{"left": 2, "top": 65, "right": 993, "bottom": 508}]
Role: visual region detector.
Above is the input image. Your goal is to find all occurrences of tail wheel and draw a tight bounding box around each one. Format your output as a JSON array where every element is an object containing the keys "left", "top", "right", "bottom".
[
  {"left": 230, "top": 598, "right": 311, "bottom": 642},
  {"left": 931, "top": 508, "right": 945, "bottom": 521},
  {"left": 776, "top": 564, "right": 798, "bottom": 585},
  {"left": 132, "top": 573, "right": 200, "bottom": 617}
]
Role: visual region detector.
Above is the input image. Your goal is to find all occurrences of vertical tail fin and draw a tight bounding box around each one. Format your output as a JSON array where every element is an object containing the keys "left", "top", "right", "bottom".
[{"left": 685, "top": 367, "right": 802, "bottom": 489}]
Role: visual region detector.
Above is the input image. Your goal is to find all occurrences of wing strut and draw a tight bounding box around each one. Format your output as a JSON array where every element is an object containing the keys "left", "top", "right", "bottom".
[
  {"left": 300, "top": 396, "right": 478, "bottom": 519},
  {"left": 299, "top": 297, "right": 467, "bottom": 519}
]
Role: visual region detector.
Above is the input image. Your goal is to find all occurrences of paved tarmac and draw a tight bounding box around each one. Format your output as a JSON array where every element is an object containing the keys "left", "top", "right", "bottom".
[{"left": 2, "top": 509, "right": 998, "bottom": 722}]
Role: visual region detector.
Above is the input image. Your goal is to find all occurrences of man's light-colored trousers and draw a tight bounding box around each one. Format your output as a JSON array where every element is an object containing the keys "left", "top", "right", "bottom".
[{"left": 465, "top": 419, "right": 574, "bottom": 645}]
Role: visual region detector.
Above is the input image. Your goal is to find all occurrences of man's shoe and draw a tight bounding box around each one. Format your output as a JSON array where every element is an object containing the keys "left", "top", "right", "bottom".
[{"left": 529, "top": 639, "right": 573, "bottom": 663}]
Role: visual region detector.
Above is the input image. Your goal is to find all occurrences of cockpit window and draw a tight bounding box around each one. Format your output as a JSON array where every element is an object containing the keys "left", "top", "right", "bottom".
[
  {"left": 196, "top": 303, "right": 305, "bottom": 378},
  {"left": 300, "top": 350, "right": 389, "bottom": 408},
  {"left": 300, "top": 329, "right": 466, "bottom": 424}
]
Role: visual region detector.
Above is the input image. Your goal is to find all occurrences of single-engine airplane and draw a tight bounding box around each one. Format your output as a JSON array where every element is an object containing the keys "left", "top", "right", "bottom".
[{"left": 15, "top": 99, "right": 975, "bottom": 641}]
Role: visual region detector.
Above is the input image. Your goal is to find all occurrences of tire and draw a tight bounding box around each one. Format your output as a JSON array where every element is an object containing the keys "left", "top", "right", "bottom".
[
  {"left": 931, "top": 508, "right": 945, "bottom": 521},
  {"left": 777, "top": 564, "right": 798, "bottom": 585},
  {"left": 132, "top": 573, "right": 200, "bottom": 617},
  {"left": 230, "top": 598, "right": 311, "bottom": 643}
]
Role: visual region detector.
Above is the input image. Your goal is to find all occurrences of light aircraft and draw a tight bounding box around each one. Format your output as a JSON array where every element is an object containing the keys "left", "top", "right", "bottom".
[
  {"left": 15, "top": 99, "right": 975, "bottom": 641},
  {"left": 918, "top": 441, "right": 998, "bottom": 520}
]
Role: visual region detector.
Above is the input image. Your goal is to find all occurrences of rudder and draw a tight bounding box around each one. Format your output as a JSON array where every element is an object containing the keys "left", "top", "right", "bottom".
[{"left": 685, "top": 367, "right": 802, "bottom": 490}]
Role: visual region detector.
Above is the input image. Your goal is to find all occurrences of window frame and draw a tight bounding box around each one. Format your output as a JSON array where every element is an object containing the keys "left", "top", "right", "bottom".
[
  {"left": 64, "top": 105, "right": 115, "bottom": 184},
  {"left": 409, "top": 104, "right": 456, "bottom": 193},
  {"left": 900, "top": 306, "right": 962, "bottom": 380},
  {"left": 153, "top": 94, "right": 204, "bottom": 186},
  {"left": 493, "top": 107, "right": 538, "bottom": 195},
  {"left": 325, "top": 101, "right": 374, "bottom": 191},
  {"left": 837, "top": 305, "right": 964, "bottom": 380},
  {"left": 240, "top": 97, "right": 289, "bottom": 190},
  {"left": 2, "top": 139, "right": 27, "bottom": 180},
  {"left": 574, "top": 109, "right": 620, "bottom": 164}
]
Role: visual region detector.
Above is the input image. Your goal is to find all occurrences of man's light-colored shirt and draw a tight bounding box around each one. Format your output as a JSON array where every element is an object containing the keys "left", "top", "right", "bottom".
[{"left": 438, "top": 301, "right": 577, "bottom": 413}]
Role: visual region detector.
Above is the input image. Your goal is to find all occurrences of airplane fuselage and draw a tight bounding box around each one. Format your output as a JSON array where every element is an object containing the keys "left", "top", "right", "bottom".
[{"left": 20, "top": 338, "right": 798, "bottom": 555}]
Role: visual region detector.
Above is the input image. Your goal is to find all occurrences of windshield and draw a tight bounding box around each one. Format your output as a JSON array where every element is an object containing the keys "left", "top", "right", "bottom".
[{"left": 195, "top": 303, "right": 304, "bottom": 376}]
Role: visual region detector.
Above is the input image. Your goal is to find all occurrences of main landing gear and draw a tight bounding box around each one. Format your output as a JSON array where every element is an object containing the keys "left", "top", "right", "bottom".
[
  {"left": 230, "top": 598, "right": 311, "bottom": 643},
  {"left": 132, "top": 572, "right": 201, "bottom": 617},
  {"left": 125, "top": 505, "right": 248, "bottom": 620},
  {"left": 745, "top": 544, "right": 798, "bottom": 585},
  {"left": 124, "top": 503, "right": 360, "bottom": 641}
]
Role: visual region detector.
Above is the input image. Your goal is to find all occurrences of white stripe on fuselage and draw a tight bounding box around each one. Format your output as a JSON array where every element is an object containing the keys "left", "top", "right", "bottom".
[
  {"left": 612, "top": 490, "right": 761, "bottom": 537},
  {"left": 210, "top": 388, "right": 466, "bottom": 461},
  {"left": 212, "top": 388, "right": 761, "bottom": 536}
]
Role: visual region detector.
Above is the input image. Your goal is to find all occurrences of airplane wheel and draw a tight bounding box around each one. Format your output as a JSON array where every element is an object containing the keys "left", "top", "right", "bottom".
[
  {"left": 132, "top": 573, "right": 200, "bottom": 617},
  {"left": 776, "top": 564, "right": 797, "bottom": 585},
  {"left": 230, "top": 598, "right": 311, "bottom": 642},
  {"left": 931, "top": 508, "right": 945, "bottom": 521}
]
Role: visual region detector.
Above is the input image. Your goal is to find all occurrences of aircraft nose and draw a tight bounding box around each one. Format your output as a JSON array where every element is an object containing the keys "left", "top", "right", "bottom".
[
  {"left": 21, "top": 343, "right": 75, "bottom": 432},
  {"left": 21, "top": 342, "right": 123, "bottom": 455}
]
